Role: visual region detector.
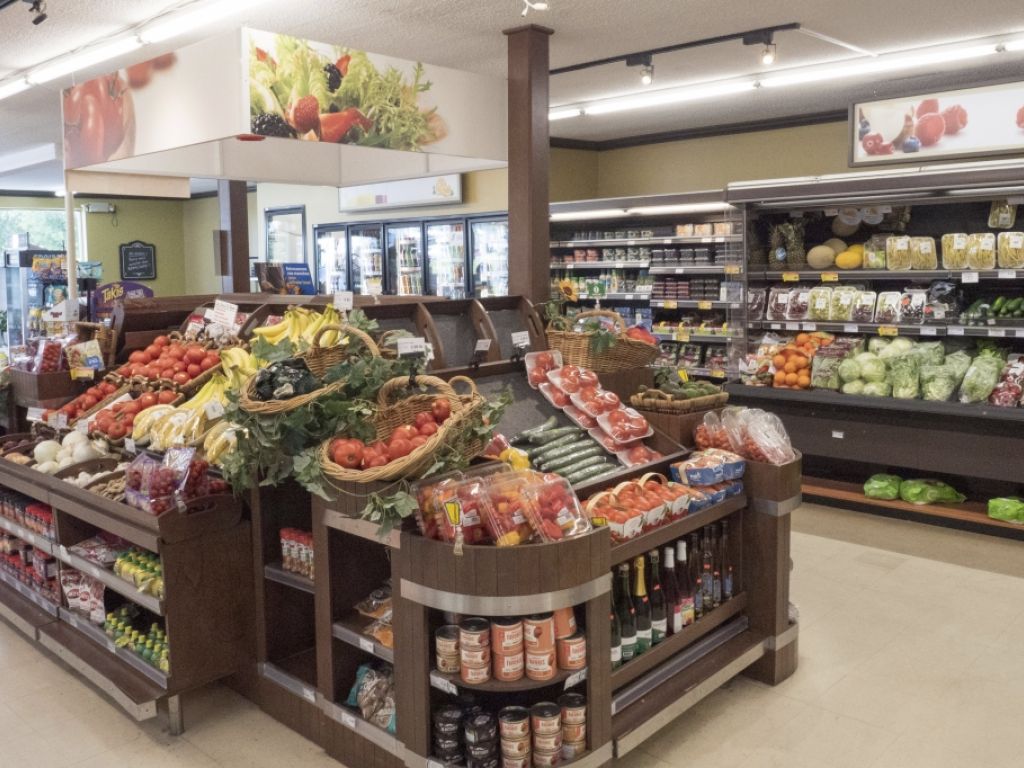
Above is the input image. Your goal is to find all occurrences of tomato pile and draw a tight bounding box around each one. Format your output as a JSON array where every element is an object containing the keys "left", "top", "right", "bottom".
[
  {"left": 527, "top": 475, "right": 589, "bottom": 541},
  {"left": 601, "top": 408, "right": 650, "bottom": 444},
  {"left": 329, "top": 398, "right": 451, "bottom": 470},
  {"left": 41, "top": 379, "right": 120, "bottom": 424},
  {"left": 35, "top": 339, "right": 64, "bottom": 373},
  {"left": 584, "top": 473, "right": 690, "bottom": 541},
  {"left": 114, "top": 335, "right": 220, "bottom": 387},
  {"left": 89, "top": 391, "right": 177, "bottom": 440}
]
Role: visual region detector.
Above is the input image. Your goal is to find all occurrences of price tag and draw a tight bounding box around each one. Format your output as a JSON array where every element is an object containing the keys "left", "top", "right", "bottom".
[
  {"left": 920, "top": 326, "right": 938, "bottom": 336},
  {"left": 843, "top": 324, "right": 858, "bottom": 333},
  {"left": 359, "top": 637, "right": 375, "bottom": 653},
  {"left": 333, "top": 291, "right": 354, "bottom": 311},
  {"left": 801, "top": 322, "right": 817, "bottom": 332},
  {"left": 710, "top": 369, "right": 726, "bottom": 378},
  {"left": 832, "top": 430, "right": 845, "bottom": 439},
  {"left": 785, "top": 322, "right": 799, "bottom": 331},
  {"left": 626, "top": 240, "right": 636, "bottom": 246},
  {"left": 998, "top": 270, "right": 1017, "bottom": 280},
  {"left": 878, "top": 325, "right": 899, "bottom": 337},
  {"left": 26, "top": 407, "right": 45, "bottom": 422},
  {"left": 431, "top": 672, "right": 459, "bottom": 695},
  {"left": 301, "top": 686, "right": 316, "bottom": 704},
  {"left": 1017, "top": 329, "right": 1024, "bottom": 338},
  {"left": 820, "top": 272, "right": 839, "bottom": 283},
  {"left": 205, "top": 400, "right": 225, "bottom": 419},
  {"left": 674, "top": 331, "right": 690, "bottom": 342},
  {"left": 614, "top": 262, "right": 624, "bottom": 269},
  {"left": 58, "top": 545, "right": 69, "bottom": 561},
  {"left": 961, "top": 271, "right": 980, "bottom": 284},
  {"left": 700, "top": 237, "right": 712, "bottom": 243},
  {"left": 770, "top": 323, "right": 782, "bottom": 330},
  {"left": 76, "top": 420, "right": 90, "bottom": 435},
  {"left": 989, "top": 328, "right": 1006, "bottom": 337},
  {"left": 510, "top": 331, "right": 531, "bottom": 348},
  {"left": 696, "top": 300, "right": 713, "bottom": 310},
  {"left": 341, "top": 711, "right": 356, "bottom": 729},
  {"left": 724, "top": 265, "right": 741, "bottom": 275},
  {"left": 782, "top": 272, "right": 800, "bottom": 282},
  {"left": 397, "top": 337, "right": 427, "bottom": 356},
  {"left": 67, "top": 613, "right": 78, "bottom": 628},
  {"left": 677, "top": 370, "right": 689, "bottom": 383},
  {"left": 624, "top": 294, "right": 634, "bottom": 300},
  {"left": 565, "top": 263, "right": 574, "bottom": 270},
  {"left": 663, "top": 300, "right": 678, "bottom": 309},
  {"left": 186, "top": 320, "right": 205, "bottom": 337},
  {"left": 674, "top": 268, "right": 685, "bottom": 274},
  {"left": 663, "top": 239, "right": 673, "bottom": 244},
  {"left": 210, "top": 299, "right": 239, "bottom": 327},
  {"left": 564, "top": 669, "right": 588, "bottom": 689},
  {"left": 474, "top": 338, "right": 492, "bottom": 353},
  {"left": 948, "top": 326, "right": 965, "bottom": 336},
  {"left": 124, "top": 438, "right": 136, "bottom": 454}
]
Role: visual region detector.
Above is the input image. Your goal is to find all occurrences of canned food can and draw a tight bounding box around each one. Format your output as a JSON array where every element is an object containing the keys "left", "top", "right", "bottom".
[
  {"left": 435, "top": 625, "right": 460, "bottom": 656},
  {"left": 491, "top": 618, "right": 524, "bottom": 652},
  {"left": 436, "top": 652, "right": 461, "bottom": 674},
  {"left": 532, "top": 730, "right": 563, "bottom": 752},
  {"left": 556, "top": 632, "right": 587, "bottom": 670},
  {"left": 500, "top": 735, "right": 531, "bottom": 758},
  {"left": 561, "top": 739, "right": 586, "bottom": 760},
  {"left": 523, "top": 614, "right": 555, "bottom": 652},
  {"left": 492, "top": 650, "right": 524, "bottom": 682},
  {"left": 530, "top": 702, "right": 561, "bottom": 735},
  {"left": 467, "top": 740, "right": 499, "bottom": 759},
  {"left": 461, "top": 645, "right": 491, "bottom": 667},
  {"left": 525, "top": 649, "right": 556, "bottom": 681},
  {"left": 460, "top": 617, "right": 491, "bottom": 649},
  {"left": 561, "top": 722, "right": 586, "bottom": 743},
  {"left": 464, "top": 713, "right": 498, "bottom": 745},
  {"left": 552, "top": 607, "right": 577, "bottom": 639},
  {"left": 532, "top": 748, "right": 563, "bottom": 766},
  {"left": 557, "top": 693, "right": 586, "bottom": 725},
  {"left": 461, "top": 662, "right": 491, "bottom": 685},
  {"left": 500, "top": 755, "right": 530, "bottom": 768},
  {"left": 498, "top": 706, "right": 530, "bottom": 739}
]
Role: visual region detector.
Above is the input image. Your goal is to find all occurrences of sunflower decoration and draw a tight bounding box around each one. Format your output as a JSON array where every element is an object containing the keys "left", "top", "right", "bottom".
[{"left": 558, "top": 278, "right": 579, "bottom": 302}]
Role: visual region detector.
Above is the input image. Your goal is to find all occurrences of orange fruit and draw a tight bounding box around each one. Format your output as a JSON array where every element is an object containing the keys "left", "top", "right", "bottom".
[
  {"left": 796, "top": 333, "right": 810, "bottom": 344},
  {"left": 797, "top": 375, "right": 811, "bottom": 388},
  {"left": 785, "top": 373, "right": 798, "bottom": 385},
  {"left": 794, "top": 356, "right": 809, "bottom": 370},
  {"left": 772, "top": 354, "right": 786, "bottom": 369},
  {"left": 773, "top": 371, "right": 787, "bottom": 385},
  {"left": 783, "top": 361, "right": 797, "bottom": 374}
]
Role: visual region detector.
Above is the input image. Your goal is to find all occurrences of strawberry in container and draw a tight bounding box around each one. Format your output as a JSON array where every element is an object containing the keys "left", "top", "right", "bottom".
[
  {"left": 521, "top": 473, "right": 591, "bottom": 541},
  {"left": 525, "top": 351, "right": 563, "bottom": 389},
  {"left": 584, "top": 491, "right": 644, "bottom": 541},
  {"left": 638, "top": 472, "right": 690, "bottom": 519},
  {"left": 613, "top": 479, "right": 667, "bottom": 530},
  {"left": 483, "top": 471, "right": 537, "bottom": 546}
]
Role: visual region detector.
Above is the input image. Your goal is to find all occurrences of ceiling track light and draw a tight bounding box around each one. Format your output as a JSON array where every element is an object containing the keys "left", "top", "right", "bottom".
[
  {"left": 521, "top": 0, "right": 549, "bottom": 17},
  {"left": 626, "top": 53, "right": 654, "bottom": 86},
  {"left": 744, "top": 30, "right": 777, "bottom": 66},
  {"left": 760, "top": 43, "right": 777, "bottom": 66}
]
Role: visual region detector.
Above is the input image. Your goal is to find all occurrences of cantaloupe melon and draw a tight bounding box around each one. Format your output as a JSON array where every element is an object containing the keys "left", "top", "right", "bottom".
[
  {"left": 807, "top": 245, "right": 836, "bottom": 270},
  {"left": 823, "top": 238, "right": 848, "bottom": 254}
]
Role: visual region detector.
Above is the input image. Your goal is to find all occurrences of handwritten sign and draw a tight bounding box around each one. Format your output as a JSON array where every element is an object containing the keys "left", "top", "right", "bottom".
[{"left": 119, "top": 241, "right": 156, "bottom": 280}]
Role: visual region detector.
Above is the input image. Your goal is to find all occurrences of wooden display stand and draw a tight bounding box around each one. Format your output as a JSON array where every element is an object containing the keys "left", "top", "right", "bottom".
[{"left": 0, "top": 459, "right": 254, "bottom": 733}]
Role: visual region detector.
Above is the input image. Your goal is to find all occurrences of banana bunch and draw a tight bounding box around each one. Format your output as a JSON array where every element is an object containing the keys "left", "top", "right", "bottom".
[
  {"left": 219, "top": 346, "right": 260, "bottom": 391},
  {"left": 251, "top": 305, "right": 344, "bottom": 349},
  {"left": 203, "top": 421, "right": 239, "bottom": 467},
  {"left": 137, "top": 375, "right": 231, "bottom": 451}
]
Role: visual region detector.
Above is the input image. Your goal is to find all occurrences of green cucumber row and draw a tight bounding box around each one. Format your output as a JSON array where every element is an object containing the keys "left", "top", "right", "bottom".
[
  {"left": 526, "top": 432, "right": 581, "bottom": 459},
  {"left": 566, "top": 462, "right": 619, "bottom": 484},
  {"left": 539, "top": 445, "right": 605, "bottom": 472}
]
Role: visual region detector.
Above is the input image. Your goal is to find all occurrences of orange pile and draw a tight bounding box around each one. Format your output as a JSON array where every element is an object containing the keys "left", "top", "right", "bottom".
[{"left": 770, "top": 333, "right": 834, "bottom": 390}]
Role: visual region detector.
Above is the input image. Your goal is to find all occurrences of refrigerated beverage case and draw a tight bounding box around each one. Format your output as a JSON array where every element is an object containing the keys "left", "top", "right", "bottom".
[
  {"left": 676, "top": 540, "right": 695, "bottom": 627},
  {"left": 349, "top": 225, "right": 384, "bottom": 295},
  {"left": 615, "top": 564, "right": 637, "bottom": 663},
  {"left": 648, "top": 551, "right": 667, "bottom": 645},
  {"left": 315, "top": 226, "right": 348, "bottom": 294},
  {"left": 632, "top": 556, "right": 652, "bottom": 654},
  {"left": 426, "top": 222, "right": 466, "bottom": 298},
  {"left": 387, "top": 224, "right": 424, "bottom": 295},
  {"left": 470, "top": 219, "right": 509, "bottom": 297},
  {"left": 662, "top": 546, "right": 682, "bottom": 635}
]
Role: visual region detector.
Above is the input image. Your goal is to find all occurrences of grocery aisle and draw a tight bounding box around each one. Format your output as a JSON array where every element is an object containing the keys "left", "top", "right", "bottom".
[{"left": 1, "top": 503, "right": 1021, "bottom": 768}]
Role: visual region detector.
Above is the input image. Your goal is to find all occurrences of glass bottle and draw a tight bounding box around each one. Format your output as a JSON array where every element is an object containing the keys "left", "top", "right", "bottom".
[
  {"left": 662, "top": 546, "right": 682, "bottom": 635},
  {"left": 694, "top": 576, "right": 704, "bottom": 620},
  {"left": 648, "top": 550, "right": 667, "bottom": 644},
  {"left": 721, "top": 519, "right": 733, "bottom": 601},
  {"left": 615, "top": 564, "right": 637, "bottom": 663},
  {"left": 632, "top": 556, "right": 652, "bottom": 654},
  {"left": 676, "top": 540, "right": 695, "bottom": 627},
  {"left": 610, "top": 606, "right": 622, "bottom": 669}
]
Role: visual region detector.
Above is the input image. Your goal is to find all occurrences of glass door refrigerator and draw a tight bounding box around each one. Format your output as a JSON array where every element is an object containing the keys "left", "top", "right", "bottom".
[
  {"left": 348, "top": 223, "right": 385, "bottom": 295},
  {"left": 425, "top": 220, "right": 467, "bottom": 298},
  {"left": 313, "top": 224, "right": 348, "bottom": 294},
  {"left": 386, "top": 222, "right": 425, "bottom": 296},
  {"left": 469, "top": 217, "right": 509, "bottom": 297}
]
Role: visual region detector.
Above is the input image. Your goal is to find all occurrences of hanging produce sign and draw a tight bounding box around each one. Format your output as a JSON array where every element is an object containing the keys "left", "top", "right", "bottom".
[
  {"left": 91, "top": 281, "right": 155, "bottom": 322},
  {"left": 850, "top": 80, "right": 1024, "bottom": 166},
  {"left": 60, "top": 30, "right": 506, "bottom": 187},
  {"left": 338, "top": 175, "right": 462, "bottom": 212}
]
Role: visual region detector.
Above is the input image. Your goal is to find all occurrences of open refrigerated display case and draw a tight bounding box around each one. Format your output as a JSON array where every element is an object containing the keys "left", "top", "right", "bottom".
[
  {"left": 470, "top": 217, "right": 510, "bottom": 297},
  {"left": 386, "top": 223, "right": 424, "bottom": 296},
  {"left": 549, "top": 192, "right": 747, "bottom": 383},
  {"left": 728, "top": 161, "right": 1024, "bottom": 537},
  {"left": 348, "top": 224, "right": 385, "bottom": 296},
  {"left": 313, "top": 224, "right": 348, "bottom": 295},
  {"left": 425, "top": 219, "right": 467, "bottom": 298}
]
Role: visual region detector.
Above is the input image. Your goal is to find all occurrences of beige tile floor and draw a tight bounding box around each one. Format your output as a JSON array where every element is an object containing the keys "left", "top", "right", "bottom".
[{"left": 1, "top": 502, "right": 1022, "bottom": 768}]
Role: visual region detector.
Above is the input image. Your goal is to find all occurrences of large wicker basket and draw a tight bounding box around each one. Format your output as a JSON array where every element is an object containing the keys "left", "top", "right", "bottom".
[
  {"left": 239, "top": 324, "right": 379, "bottom": 415},
  {"left": 629, "top": 390, "right": 729, "bottom": 414},
  {"left": 546, "top": 309, "right": 659, "bottom": 374},
  {"left": 318, "top": 374, "right": 469, "bottom": 484}
]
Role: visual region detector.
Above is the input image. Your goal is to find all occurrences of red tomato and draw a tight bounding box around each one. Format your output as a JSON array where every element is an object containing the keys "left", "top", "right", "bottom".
[
  {"left": 187, "top": 364, "right": 202, "bottom": 378},
  {"left": 414, "top": 412, "right": 436, "bottom": 429},
  {"left": 431, "top": 398, "right": 451, "bottom": 422},
  {"left": 200, "top": 356, "right": 218, "bottom": 371},
  {"left": 331, "top": 439, "right": 363, "bottom": 469},
  {"left": 185, "top": 347, "right": 206, "bottom": 364},
  {"left": 121, "top": 401, "right": 141, "bottom": 415},
  {"left": 129, "top": 351, "right": 149, "bottom": 364},
  {"left": 578, "top": 368, "right": 598, "bottom": 387},
  {"left": 410, "top": 435, "right": 428, "bottom": 448},
  {"left": 386, "top": 439, "right": 412, "bottom": 461},
  {"left": 139, "top": 393, "right": 157, "bottom": 409},
  {"left": 108, "top": 423, "right": 127, "bottom": 439},
  {"left": 172, "top": 372, "right": 190, "bottom": 385},
  {"left": 144, "top": 344, "right": 161, "bottom": 358},
  {"left": 172, "top": 361, "right": 187, "bottom": 373},
  {"left": 535, "top": 352, "right": 554, "bottom": 369},
  {"left": 167, "top": 346, "right": 186, "bottom": 360},
  {"left": 153, "top": 335, "right": 169, "bottom": 347},
  {"left": 392, "top": 425, "right": 418, "bottom": 442},
  {"left": 157, "top": 390, "right": 178, "bottom": 404},
  {"left": 418, "top": 421, "right": 438, "bottom": 437},
  {"left": 550, "top": 389, "right": 570, "bottom": 407},
  {"left": 528, "top": 367, "right": 548, "bottom": 386},
  {"left": 366, "top": 455, "right": 388, "bottom": 468}
]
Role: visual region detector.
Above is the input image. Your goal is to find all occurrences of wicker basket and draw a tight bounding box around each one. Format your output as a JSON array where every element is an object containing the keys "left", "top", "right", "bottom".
[
  {"left": 318, "top": 375, "right": 467, "bottom": 484},
  {"left": 628, "top": 390, "right": 729, "bottom": 414},
  {"left": 546, "top": 309, "right": 658, "bottom": 374},
  {"left": 239, "top": 324, "right": 379, "bottom": 415},
  {"left": 445, "top": 375, "right": 488, "bottom": 458},
  {"left": 74, "top": 322, "right": 117, "bottom": 368},
  {"left": 375, "top": 330, "right": 409, "bottom": 360}
]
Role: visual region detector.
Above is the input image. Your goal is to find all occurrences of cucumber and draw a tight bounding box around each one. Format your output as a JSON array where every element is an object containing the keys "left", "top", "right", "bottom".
[
  {"left": 539, "top": 446, "right": 605, "bottom": 472},
  {"left": 526, "top": 433, "right": 579, "bottom": 459},
  {"left": 528, "top": 426, "right": 582, "bottom": 445},
  {"left": 511, "top": 416, "right": 558, "bottom": 444},
  {"left": 567, "top": 462, "right": 618, "bottom": 484},
  {"left": 560, "top": 456, "right": 612, "bottom": 480},
  {"left": 533, "top": 438, "right": 599, "bottom": 463},
  {"left": 571, "top": 466, "right": 620, "bottom": 485},
  {"left": 992, "top": 296, "right": 1007, "bottom": 313}
]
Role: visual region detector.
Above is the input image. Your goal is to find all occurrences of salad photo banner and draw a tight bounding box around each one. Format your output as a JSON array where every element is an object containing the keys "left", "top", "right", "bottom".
[
  {"left": 61, "top": 29, "right": 506, "bottom": 186},
  {"left": 850, "top": 80, "right": 1024, "bottom": 166}
]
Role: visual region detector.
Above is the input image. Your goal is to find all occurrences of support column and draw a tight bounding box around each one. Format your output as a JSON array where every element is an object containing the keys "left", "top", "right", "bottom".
[
  {"left": 504, "top": 24, "right": 553, "bottom": 304},
  {"left": 217, "top": 180, "right": 251, "bottom": 293}
]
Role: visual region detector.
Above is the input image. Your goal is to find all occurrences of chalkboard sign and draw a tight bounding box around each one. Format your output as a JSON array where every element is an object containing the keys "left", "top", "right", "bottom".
[{"left": 119, "top": 240, "right": 156, "bottom": 280}]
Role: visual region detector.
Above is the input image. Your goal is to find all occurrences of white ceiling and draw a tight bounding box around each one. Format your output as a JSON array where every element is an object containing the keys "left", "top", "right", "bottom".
[{"left": 1, "top": 0, "right": 1023, "bottom": 192}]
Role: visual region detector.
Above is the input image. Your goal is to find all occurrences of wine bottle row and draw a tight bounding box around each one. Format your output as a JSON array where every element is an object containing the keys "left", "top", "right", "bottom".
[{"left": 610, "top": 519, "right": 736, "bottom": 668}]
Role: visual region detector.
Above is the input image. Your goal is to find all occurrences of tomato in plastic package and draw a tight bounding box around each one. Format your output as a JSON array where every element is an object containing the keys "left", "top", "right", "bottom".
[{"left": 521, "top": 473, "right": 591, "bottom": 542}]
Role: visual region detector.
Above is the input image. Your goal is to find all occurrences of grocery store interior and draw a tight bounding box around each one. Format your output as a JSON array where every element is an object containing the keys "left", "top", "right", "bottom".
[{"left": 1, "top": 2, "right": 1023, "bottom": 768}]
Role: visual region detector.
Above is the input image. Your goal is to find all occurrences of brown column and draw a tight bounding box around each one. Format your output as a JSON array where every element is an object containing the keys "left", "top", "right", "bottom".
[
  {"left": 504, "top": 24, "right": 553, "bottom": 304},
  {"left": 218, "top": 179, "right": 251, "bottom": 293}
]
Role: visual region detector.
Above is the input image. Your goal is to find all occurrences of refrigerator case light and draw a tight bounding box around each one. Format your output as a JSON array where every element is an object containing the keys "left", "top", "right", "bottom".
[
  {"left": 426, "top": 221, "right": 467, "bottom": 298},
  {"left": 471, "top": 219, "right": 509, "bottom": 297}
]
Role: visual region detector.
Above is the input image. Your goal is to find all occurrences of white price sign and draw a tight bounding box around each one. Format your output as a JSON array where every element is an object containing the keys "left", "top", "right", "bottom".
[
  {"left": 359, "top": 637, "right": 375, "bottom": 653},
  {"left": 341, "top": 711, "right": 356, "bottom": 729},
  {"left": 920, "top": 326, "right": 938, "bottom": 336},
  {"left": 474, "top": 338, "right": 492, "bottom": 353},
  {"left": 989, "top": 328, "right": 1006, "bottom": 337},
  {"left": 430, "top": 672, "right": 459, "bottom": 695},
  {"left": 204, "top": 400, "right": 225, "bottom": 419},
  {"left": 301, "top": 686, "right": 316, "bottom": 704},
  {"left": 76, "top": 419, "right": 90, "bottom": 434},
  {"left": 998, "top": 270, "right": 1017, "bottom": 280},
  {"left": 511, "top": 331, "right": 531, "bottom": 348},
  {"left": 210, "top": 299, "right": 239, "bottom": 327},
  {"left": 801, "top": 322, "right": 817, "bottom": 332},
  {"left": 396, "top": 337, "right": 427, "bottom": 356},
  {"left": 124, "top": 438, "right": 136, "bottom": 454},
  {"left": 843, "top": 324, "right": 858, "bottom": 333},
  {"left": 785, "top": 322, "right": 799, "bottom": 331},
  {"left": 26, "top": 407, "right": 45, "bottom": 422},
  {"left": 948, "top": 326, "right": 965, "bottom": 336},
  {"left": 333, "top": 291, "right": 354, "bottom": 311},
  {"left": 961, "top": 271, "right": 980, "bottom": 284},
  {"left": 564, "top": 668, "right": 588, "bottom": 689}
]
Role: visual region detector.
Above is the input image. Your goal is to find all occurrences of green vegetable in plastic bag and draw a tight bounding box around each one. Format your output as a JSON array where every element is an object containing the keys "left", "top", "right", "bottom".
[
  {"left": 987, "top": 497, "right": 1024, "bottom": 523},
  {"left": 879, "top": 337, "right": 915, "bottom": 360},
  {"left": 920, "top": 364, "right": 960, "bottom": 402},
  {"left": 958, "top": 356, "right": 1002, "bottom": 403},
  {"left": 889, "top": 355, "right": 920, "bottom": 399},
  {"left": 898, "top": 479, "right": 966, "bottom": 505},
  {"left": 912, "top": 341, "right": 945, "bottom": 367},
  {"left": 864, "top": 473, "right": 902, "bottom": 500},
  {"left": 838, "top": 358, "right": 861, "bottom": 383},
  {"left": 860, "top": 357, "right": 888, "bottom": 383},
  {"left": 945, "top": 350, "right": 973, "bottom": 381},
  {"left": 841, "top": 380, "right": 865, "bottom": 395},
  {"left": 862, "top": 380, "right": 892, "bottom": 397}
]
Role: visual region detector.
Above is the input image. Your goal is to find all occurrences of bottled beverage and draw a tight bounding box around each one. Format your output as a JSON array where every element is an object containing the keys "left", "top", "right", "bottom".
[
  {"left": 676, "top": 540, "right": 695, "bottom": 627},
  {"left": 648, "top": 551, "right": 667, "bottom": 644},
  {"left": 615, "top": 564, "right": 637, "bottom": 663},
  {"left": 694, "top": 576, "right": 704, "bottom": 619},
  {"left": 632, "top": 556, "right": 652, "bottom": 654},
  {"left": 710, "top": 524, "right": 720, "bottom": 571},
  {"left": 702, "top": 528, "right": 714, "bottom": 577},
  {"left": 610, "top": 607, "right": 622, "bottom": 669},
  {"left": 662, "top": 546, "right": 682, "bottom": 635},
  {"left": 721, "top": 520, "right": 733, "bottom": 601},
  {"left": 688, "top": 533, "right": 701, "bottom": 588},
  {"left": 702, "top": 563, "right": 714, "bottom": 611},
  {"left": 712, "top": 570, "right": 722, "bottom": 608}
]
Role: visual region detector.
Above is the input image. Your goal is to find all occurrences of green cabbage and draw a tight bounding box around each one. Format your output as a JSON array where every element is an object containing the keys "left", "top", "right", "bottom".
[
  {"left": 987, "top": 497, "right": 1024, "bottom": 523},
  {"left": 879, "top": 337, "right": 915, "bottom": 360},
  {"left": 838, "top": 358, "right": 861, "bottom": 383},
  {"left": 841, "top": 380, "right": 865, "bottom": 395},
  {"left": 889, "top": 355, "right": 920, "bottom": 399},
  {"left": 920, "top": 364, "right": 959, "bottom": 401},
  {"left": 862, "top": 381, "right": 892, "bottom": 397},
  {"left": 899, "top": 479, "right": 965, "bottom": 505},
  {"left": 867, "top": 338, "right": 891, "bottom": 354},
  {"left": 958, "top": 356, "right": 1002, "bottom": 403},
  {"left": 864, "top": 473, "right": 902, "bottom": 500},
  {"left": 860, "top": 357, "right": 888, "bottom": 383}
]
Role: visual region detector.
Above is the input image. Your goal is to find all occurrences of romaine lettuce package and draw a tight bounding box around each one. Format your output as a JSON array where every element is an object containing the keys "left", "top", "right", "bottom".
[
  {"left": 864, "top": 473, "right": 902, "bottom": 500},
  {"left": 889, "top": 355, "right": 920, "bottom": 399},
  {"left": 912, "top": 341, "right": 945, "bottom": 367},
  {"left": 920, "top": 363, "right": 961, "bottom": 402},
  {"left": 987, "top": 497, "right": 1024, "bottom": 524},
  {"left": 958, "top": 356, "right": 1003, "bottom": 403},
  {"left": 899, "top": 479, "right": 965, "bottom": 505}
]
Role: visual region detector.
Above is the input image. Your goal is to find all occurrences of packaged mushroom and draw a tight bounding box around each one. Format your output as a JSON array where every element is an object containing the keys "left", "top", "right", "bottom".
[
  {"left": 997, "top": 232, "right": 1024, "bottom": 269},
  {"left": 910, "top": 237, "right": 938, "bottom": 270},
  {"left": 886, "top": 236, "right": 912, "bottom": 271},
  {"left": 941, "top": 233, "right": 969, "bottom": 270},
  {"left": 966, "top": 233, "right": 996, "bottom": 270}
]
